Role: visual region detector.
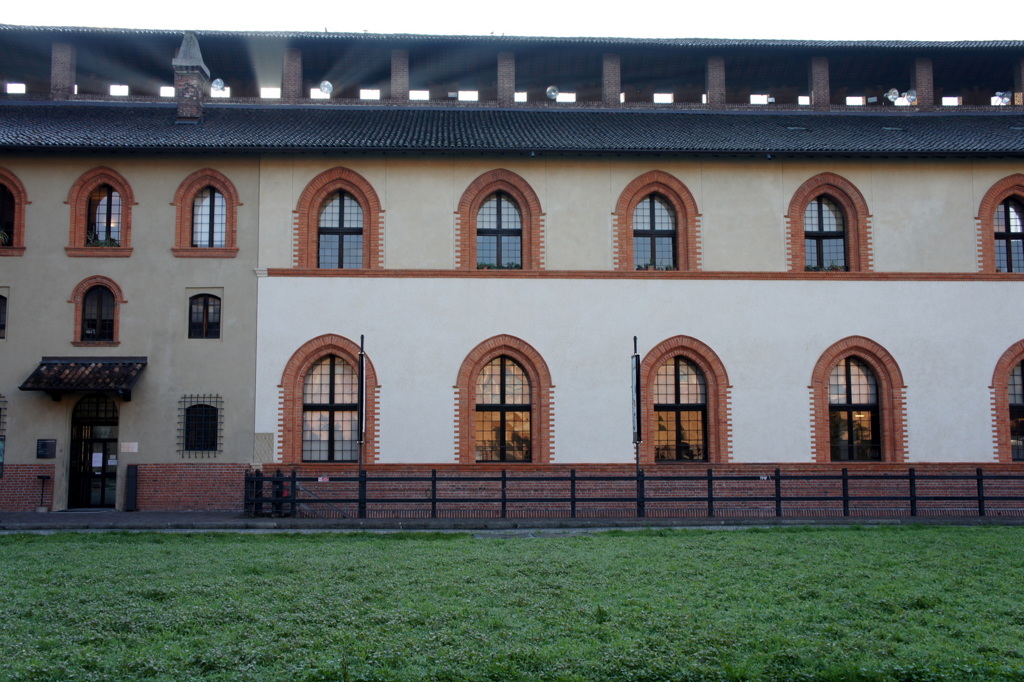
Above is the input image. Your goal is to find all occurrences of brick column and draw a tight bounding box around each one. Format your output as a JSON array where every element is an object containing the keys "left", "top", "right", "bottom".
[
  {"left": 172, "top": 32, "right": 210, "bottom": 121},
  {"left": 50, "top": 42, "right": 75, "bottom": 99},
  {"left": 391, "top": 49, "right": 409, "bottom": 102},
  {"left": 283, "top": 48, "right": 302, "bottom": 100},
  {"left": 1014, "top": 58, "right": 1024, "bottom": 106},
  {"left": 706, "top": 56, "right": 725, "bottom": 106},
  {"left": 809, "top": 56, "right": 830, "bottom": 110},
  {"left": 497, "top": 52, "right": 515, "bottom": 105},
  {"left": 912, "top": 57, "right": 934, "bottom": 110},
  {"left": 602, "top": 53, "right": 621, "bottom": 106}
]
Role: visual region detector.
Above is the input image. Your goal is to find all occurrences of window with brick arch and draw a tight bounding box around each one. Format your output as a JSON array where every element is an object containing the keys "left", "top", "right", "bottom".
[
  {"left": 81, "top": 286, "right": 115, "bottom": 342},
  {"left": 0, "top": 184, "right": 13, "bottom": 248},
  {"left": 805, "top": 195, "right": 846, "bottom": 271},
  {"left": 192, "top": 187, "right": 226, "bottom": 248},
  {"left": 653, "top": 356, "right": 707, "bottom": 461},
  {"left": 475, "top": 355, "right": 531, "bottom": 461},
  {"left": 1009, "top": 362, "right": 1024, "bottom": 461},
  {"left": 318, "top": 191, "right": 364, "bottom": 269},
  {"left": 0, "top": 294, "right": 6, "bottom": 339},
  {"left": 829, "top": 357, "right": 881, "bottom": 461},
  {"left": 87, "top": 184, "right": 121, "bottom": 246},
  {"left": 633, "top": 194, "right": 677, "bottom": 270},
  {"left": 476, "top": 193, "right": 522, "bottom": 269},
  {"left": 302, "top": 355, "right": 359, "bottom": 462},
  {"left": 994, "top": 198, "right": 1024, "bottom": 273}
]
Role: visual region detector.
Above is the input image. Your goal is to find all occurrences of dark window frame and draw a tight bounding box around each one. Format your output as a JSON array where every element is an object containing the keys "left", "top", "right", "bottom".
[
  {"left": 302, "top": 355, "right": 358, "bottom": 462},
  {"left": 475, "top": 355, "right": 532, "bottom": 462},
  {"left": 653, "top": 356, "right": 708, "bottom": 461},
  {"left": 188, "top": 294, "right": 221, "bottom": 339},
  {"left": 829, "top": 357, "right": 881, "bottom": 461},
  {"left": 633, "top": 193, "right": 678, "bottom": 271},
  {"left": 804, "top": 195, "right": 847, "bottom": 271},
  {"left": 0, "top": 184, "right": 14, "bottom": 248},
  {"left": 191, "top": 187, "right": 226, "bottom": 248},
  {"left": 184, "top": 404, "right": 219, "bottom": 452},
  {"left": 0, "top": 294, "right": 6, "bottom": 339},
  {"left": 86, "top": 184, "right": 121, "bottom": 246},
  {"left": 81, "top": 286, "right": 115, "bottom": 342},
  {"left": 476, "top": 192, "right": 523, "bottom": 269},
  {"left": 317, "top": 191, "right": 364, "bottom": 269},
  {"left": 994, "top": 198, "right": 1024, "bottom": 273},
  {"left": 1009, "top": 361, "right": 1024, "bottom": 461}
]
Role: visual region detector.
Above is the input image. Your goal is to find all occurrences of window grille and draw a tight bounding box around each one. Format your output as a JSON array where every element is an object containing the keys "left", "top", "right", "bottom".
[
  {"left": 178, "top": 395, "right": 223, "bottom": 458},
  {"left": 0, "top": 394, "right": 6, "bottom": 477}
]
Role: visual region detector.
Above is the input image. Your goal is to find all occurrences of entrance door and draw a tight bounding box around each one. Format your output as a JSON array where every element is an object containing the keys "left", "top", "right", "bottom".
[{"left": 69, "top": 395, "right": 119, "bottom": 508}]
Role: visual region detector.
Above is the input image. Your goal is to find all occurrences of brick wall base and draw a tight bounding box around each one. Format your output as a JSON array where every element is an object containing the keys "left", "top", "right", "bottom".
[
  {"left": 0, "top": 464, "right": 56, "bottom": 511},
  {"left": 135, "top": 463, "right": 249, "bottom": 511}
]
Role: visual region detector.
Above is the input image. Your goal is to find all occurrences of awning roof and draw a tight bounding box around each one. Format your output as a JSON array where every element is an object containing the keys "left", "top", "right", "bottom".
[{"left": 19, "top": 357, "right": 147, "bottom": 401}]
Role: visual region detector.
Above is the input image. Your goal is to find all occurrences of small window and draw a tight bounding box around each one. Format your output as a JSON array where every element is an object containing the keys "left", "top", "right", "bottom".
[
  {"left": 633, "top": 194, "right": 677, "bottom": 270},
  {"left": 1010, "top": 362, "right": 1024, "bottom": 461},
  {"left": 109, "top": 84, "right": 129, "bottom": 96},
  {"left": 260, "top": 87, "right": 281, "bottom": 99},
  {"left": 192, "top": 187, "right": 226, "bottom": 248},
  {"left": 829, "top": 357, "right": 881, "bottom": 461},
  {"left": 318, "top": 191, "right": 364, "bottom": 268},
  {"left": 359, "top": 89, "right": 381, "bottom": 100},
  {"left": 81, "top": 286, "right": 115, "bottom": 342},
  {"left": 476, "top": 192, "right": 522, "bottom": 269},
  {"left": 86, "top": 184, "right": 121, "bottom": 247},
  {"left": 653, "top": 93, "right": 674, "bottom": 104},
  {"left": 189, "top": 294, "right": 221, "bottom": 339},
  {"left": 302, "top": 356, "right": 358, "bottom": 462},
  {"left": 458, "top": 90, "right": 479, "bottom": 102},
  {"left": 0, "top": 294, "right": 6, "bottom": 339},
  {"left": 653, "top": 357, "right": 707, "bottom": 461},
  {"left": 475, "top": 356, "right": 532, "bottom": 462},
  {"left": 0, "top": 394, "right": 6, "bottom": 477},
  {"left": 5, "top": 83, "right": 26, "bottom": 94},
  {"left": 160, "top": 86, "right": 175, "bottom": 97},
  {"left": 0, "top": 183, "right": 15, "bottom": 247},
  {"left": 804, "top": 195, "right": 847, "bottom": 271},
  {"left": 179, "top": 395, "right": 222, "bottom": 456},
  {"left": 994, "top": 198, "right": 1024, "bottom": 273},
  {"left": 410, "top": 90, "right": 430, "bottom": 100}
]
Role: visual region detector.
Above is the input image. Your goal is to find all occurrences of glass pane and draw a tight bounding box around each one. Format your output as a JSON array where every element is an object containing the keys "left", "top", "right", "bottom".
[
  {"left": 477, "top": 235, "right": 497, "bottom": 267},
  {"left": 343, "top": 196, "right": 363, "bottom": 229},
  {"left": 820, "top": 239, "right": 846, "bottom": 269},
  {"left": 475, "top": 411, "right": 501, "bottom": 461},
  {"left": 319, "top": 194, "right": 342, "bottom": 229},
  {"left": 650, "top": 195, "right": 675, "bottom": 231},
  {"left": 192, "top": 188, "right": 226, "bottom": 247},
  {"left": 634, "top": 236, "right": 652, "bottom": 269},
  {"left": 654, "top": 410, "right": 705, "bottom": 460},
  {"left": 500, "top": 235, "right": 521, "bottom": 267},
  {"left": 342, "top": 234, "right": 363, "bottom": 268},
  {"left": 333, "top": 360, "right": 357, "bottom": 403},
  {"left": 476, "top": 359, "right": 503, "bottom": 404},
  {"left": 653, "top": 237, "right": 674, "bottom": 268},
  {"left": 478, "top": 195, "right": 499, "bottom": 230},
  {"left": 504, "top": 411, "right": 531, "bottom": 460},
  {"left": 501, "top": 198, "right": 521, "bottom": 231},
  {"left": 1011, "top": 363, "right": 1024, "bottom": 405},
  {"left": 1012, "top": 406, "right": 1024, "bottom": 461},
  {"left": 848, "top": 359, "right": 878, "bottom": 404},
  {"left": 304, "top": 358, "right": 333, "bottom": 403},
  {"left": 302, "top": 411, "right": 330, "bottom": 460},
  {"left": 503, "top": 359, "right": 530, "bottom": 405},
  {"left": 333, "top": 411, "right": 358, "bottom": 461}
]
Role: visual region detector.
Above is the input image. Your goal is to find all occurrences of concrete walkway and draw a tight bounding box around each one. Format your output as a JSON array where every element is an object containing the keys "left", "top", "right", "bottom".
[{"left": 3, "top": 509, "right": 1024, "bottom": 533}]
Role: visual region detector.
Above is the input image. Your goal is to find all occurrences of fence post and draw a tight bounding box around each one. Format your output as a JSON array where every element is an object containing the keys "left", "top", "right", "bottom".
[
  {"left": 842, "top": 467, "right": 849, "bottom": 517},
  {"left": 243, "top": 470, "right": 252, "bottom": 517},
  {"left": 289, "top": 469, "right": 298, "bottom": 518},
  {"left": 636, "top": 468, "right": 646, "bottom": 518},
  {"left": 570, "top": 468, "right": 577, "bottom": 519},
  {"left": 774, "top": 467, "right": 782, "bottom": 517},
  {"left": 976, "top": 467, "right": 986, "bottom": 517},
  {"left": 272, "top": 469, "right": 283, "bottom": 516},
  {"left": 706, "top": 468, "right": 714, "bottom": 518},
  {"left": 358, "top": 469, "right": 367, "bottom": 519},
  {"left": 909, "top": 467, "right": 917, "bottom": 517},
  {"left": 431, "top": 469, "right": 437, "bottom": 519},
  {"left": 501, "top": 469, "right": 507, "bottom": 519}
]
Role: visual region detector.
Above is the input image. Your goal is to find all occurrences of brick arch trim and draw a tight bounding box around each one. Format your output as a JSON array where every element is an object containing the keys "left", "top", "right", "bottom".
[
  {"left": 277, "top": 334, "right": 380, "bottom": 465},
  {"left": 785, "top": 172, "right": 872, "bottom": 272},
  {"left": 990, "top": 340, "right": 1024, "bottom": 462},
  {"left": 640, "top": 335, "right": 732, "bottom": 464},
  {"left": 69, "top": 275, "right": 126, "bottom": 346},
  {"left": 293, "top": 167, "right": 384, "bottom": 269},
  {"left": 455, "top": 169, "right": 545, "bottom": 270},
  {"left": 0, "top": 166, "right": 29, "bottom": 256},
  {"left": 65, "top": 166, "right": 135, "bottom": 257},
  {"left": 454, "top": 334, "right": 554, "bottom": 464},
  {"left": 976, "top": 174, "right": 1024, "bottom": 273},
  {"left": 171, "top": 168, "right": 242, "bottom": 258},
  {"left": 809, "top": 336, "right": 906, "bottom": 463},
  {"left": 613, "top": 171, "right": 702, "bottom": 271}
]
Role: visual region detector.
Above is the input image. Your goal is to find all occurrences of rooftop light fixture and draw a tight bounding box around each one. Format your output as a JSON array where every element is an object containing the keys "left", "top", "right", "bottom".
[
  {"left": 212, "top": 78, "right": 225, "bottom": 91},
  {"left": 320, "top": 80, "right": 333, "bottom": 95},
  {"left": 885, "top": 88, "right": 916, "bottom": 106},
  {"left": 545, "top": 85, "right": 559, "bottom": 100},
  {"left": 994, "top": 92, "right": 1012, "bottom": 106}
]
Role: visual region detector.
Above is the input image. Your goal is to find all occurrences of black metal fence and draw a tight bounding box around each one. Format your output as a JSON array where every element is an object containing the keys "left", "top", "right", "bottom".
[{"left": 243, "top": 467, "right": 1024, "bottom": 519}]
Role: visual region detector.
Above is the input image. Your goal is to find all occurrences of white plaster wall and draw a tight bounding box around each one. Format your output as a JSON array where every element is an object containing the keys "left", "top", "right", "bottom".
[{"left": 256, "top": 277, "right": 1022, "bottom": 465}]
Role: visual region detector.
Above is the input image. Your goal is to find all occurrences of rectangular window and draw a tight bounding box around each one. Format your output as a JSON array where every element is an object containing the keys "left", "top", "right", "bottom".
[
  {"left": 410, "top": 90, "right": 430, "bottom": 100},
  {"left": 260, "top": 87, "right": 281, "bottom": 99},
  {"left": 6, "top": 83, "right": 26, "bottom": 94},
  {"left": 109, "top": 84, "right": 129, "bottom": 96},
  {"left": 359, "top": 89, "right": 381, "bottom": 100},
  {"left": 0, "top": 293, "right": 6, "bottom": 339},
  {"left": 159, "top": 86, "right": 175, "bottom": 97},
  {"left": 178, "top": 395, "right": 222, "bottom": 457}
]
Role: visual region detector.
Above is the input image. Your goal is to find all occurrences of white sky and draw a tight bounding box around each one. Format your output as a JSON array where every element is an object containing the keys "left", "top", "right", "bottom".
[{"left": 4, "top": 0, "right": 1019, "bottom": 41}]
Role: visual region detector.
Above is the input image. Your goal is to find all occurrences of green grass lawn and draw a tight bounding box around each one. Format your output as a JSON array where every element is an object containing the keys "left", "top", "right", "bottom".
[{"left": 1, "top": 526, "right": 1023, "bottom": 681}]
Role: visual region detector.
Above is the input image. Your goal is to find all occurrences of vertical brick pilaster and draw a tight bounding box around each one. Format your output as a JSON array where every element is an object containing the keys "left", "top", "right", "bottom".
[
  {"left": 809, "top": 56, "right": 830, "bottom": 110},
  {"left": 50, "top": 42, "right": 75, "bottom": 99},
  {"left": 602, "top": 53, "right": 621, "bottom": 106},
  {"left": 283, "top": 48, "right": 303, "bottom": 100},
  {"left": 497, "top": 52, "right": 515, "bottom": 105},
  {"left": 706, "top": 56, "right": 725, "bottom": 106},
  {"left": 390, "top": 49, "right": 409, "bottom": 102},
  {"left": 1013, "top": 59, "right": 1024, "bottom": 106},
  {"left": 913, "top": 57, "right": 934, "bottom": 110}
]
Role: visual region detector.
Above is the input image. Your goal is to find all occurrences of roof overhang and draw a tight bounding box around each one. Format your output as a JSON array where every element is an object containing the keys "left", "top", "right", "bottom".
[{"left": 19, "top": 357, "right": 148, "bottom": 401}]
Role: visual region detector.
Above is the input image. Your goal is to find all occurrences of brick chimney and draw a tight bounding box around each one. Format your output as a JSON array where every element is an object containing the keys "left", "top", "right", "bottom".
[{"left": 172, "top": 32, "right": 210, "bottom": 122}]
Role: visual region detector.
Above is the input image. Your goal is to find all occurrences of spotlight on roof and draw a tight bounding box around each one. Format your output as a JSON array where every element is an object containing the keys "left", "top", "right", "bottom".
[
  {"left": 319, "top": 80, "right": 333, "bottom": 95},
  {"left": 885, "top": 88, "right": 900, "bottom": 103},
  {"left": 905, "top": 89, "right": 917, "bottom": 104},
  {"left": 545, "top": 85, "right": 559, "bottom": 100},
  {"left": 995, "top": 91, "right": 1012, "bottom": 106},
  {"left": 212, "top": 78, "right": 225, "bottom": 91}
]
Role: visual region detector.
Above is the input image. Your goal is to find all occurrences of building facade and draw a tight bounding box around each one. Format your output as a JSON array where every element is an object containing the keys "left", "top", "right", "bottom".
[{"left": 1, "top": 26, "right": 1023, "bottom": 512}]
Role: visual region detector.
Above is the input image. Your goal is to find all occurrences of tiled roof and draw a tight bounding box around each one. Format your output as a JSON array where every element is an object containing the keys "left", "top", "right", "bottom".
[
  {"left": 1, "top": 102, "right": 1023, "bottom": 155},
  {"left": 20, "top": 357, "right": 148, "bottom": 399}
]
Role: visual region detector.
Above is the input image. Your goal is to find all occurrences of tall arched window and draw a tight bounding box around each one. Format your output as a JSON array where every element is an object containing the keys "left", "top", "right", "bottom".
[
  {"left": 302, "top": 355, "right": 359, "bottom": 462},
  {"left": 804, "top": 195, "right": 846, "bottom": 271},
  {"left": 172, "top": 168, "right": 241, "bottom": 257},
  {"left": 828, "top": 357, "right": 880, "bottom": 461},
  {"left": 476, "top": 192, "right": 522, "bottom": 269},
  {"left": 81, "top": 286, "right": 115, "bottom": 342},
  {"left": 1009, "top": 362, "right": 1024, "bottom": 461},
  {"left": 192, "top": 187, "right": 226, "bottom": 248},
  {"left": 0, "top": 184, "right": 14, "bottom": 248},
  {"left": 318, "top": 191, "right": 364, "bottom": 269},
  {"left": 633, "top": 194, "right": 677, "bottom": 270},
  {"left": 994, "top": 198, "right": 1024, "bottom": 273},
  {"left": 0, "top": 294, "right": 6, "bottom": 339},
  {"left": 475, "top": 356, "right": 532, "bottom": 461},
  {"left": 86, "top": 184, "right": 121, "bottom": 246},
  {"left": 653, "top": 357, "right": 707, "bottom": 460},
  {"left": 0, "top": 167, "right": 28, "bottom": 256}
]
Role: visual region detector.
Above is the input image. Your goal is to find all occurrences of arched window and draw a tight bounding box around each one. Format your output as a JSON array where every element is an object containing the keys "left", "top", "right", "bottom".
[
  {"left": 994, "top": 198, "right": 1024, "bottom": 273},
  {"left": 188, "top": 294, "right": 221, "bottom": 339},
  {"left": 804, "top": 195, "right": 846, "bottom": 271},
  {"left": 475, "top": 356, "right": 532, "bottom": 461},
  {"left": 86, "top": 184, "right": 121, "bottom": 246},
  {"left": 828, "top": 357, "right": 880, "bottom": 461},
  {"left": 990, "top": 341, "right": 1024, "bottom": 462},
  {"left": 1009, "top": 362, "right": 1024, "bottom": 461},
  {"left": 81, "top": 286, "right": 115, "bottom": 342},
  {"left": 0, "top": 184, "right": 14, "bottom": 248},
  {"left": 192, "top": 188, "right": 226, "bottom": 248},
  {"left": 476, "top": 192, "right": 522, "bottom": 269},
  {"left": 302, "top": 355, "right": 359, "bottom": 462},
  {"left": 632, "top": 194, "right": 677, "bottom": 270},
  {"left": 172, "top": 169, "right": 241, "bottom": 257},
  {"left": 653, "top": 357, "right": 707, "bottom": 460},
  {"left": 0, "top": 167, "right": 29, "bottom": 256},
  {"left": 613, "top": 171, "right": 700, "bottom": 272},
  {"left": 0, "top": 294, "right": 6, "bottom": 339},
  {"left": 318, "top": 191, "right": 364, "bottom": 268}
]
